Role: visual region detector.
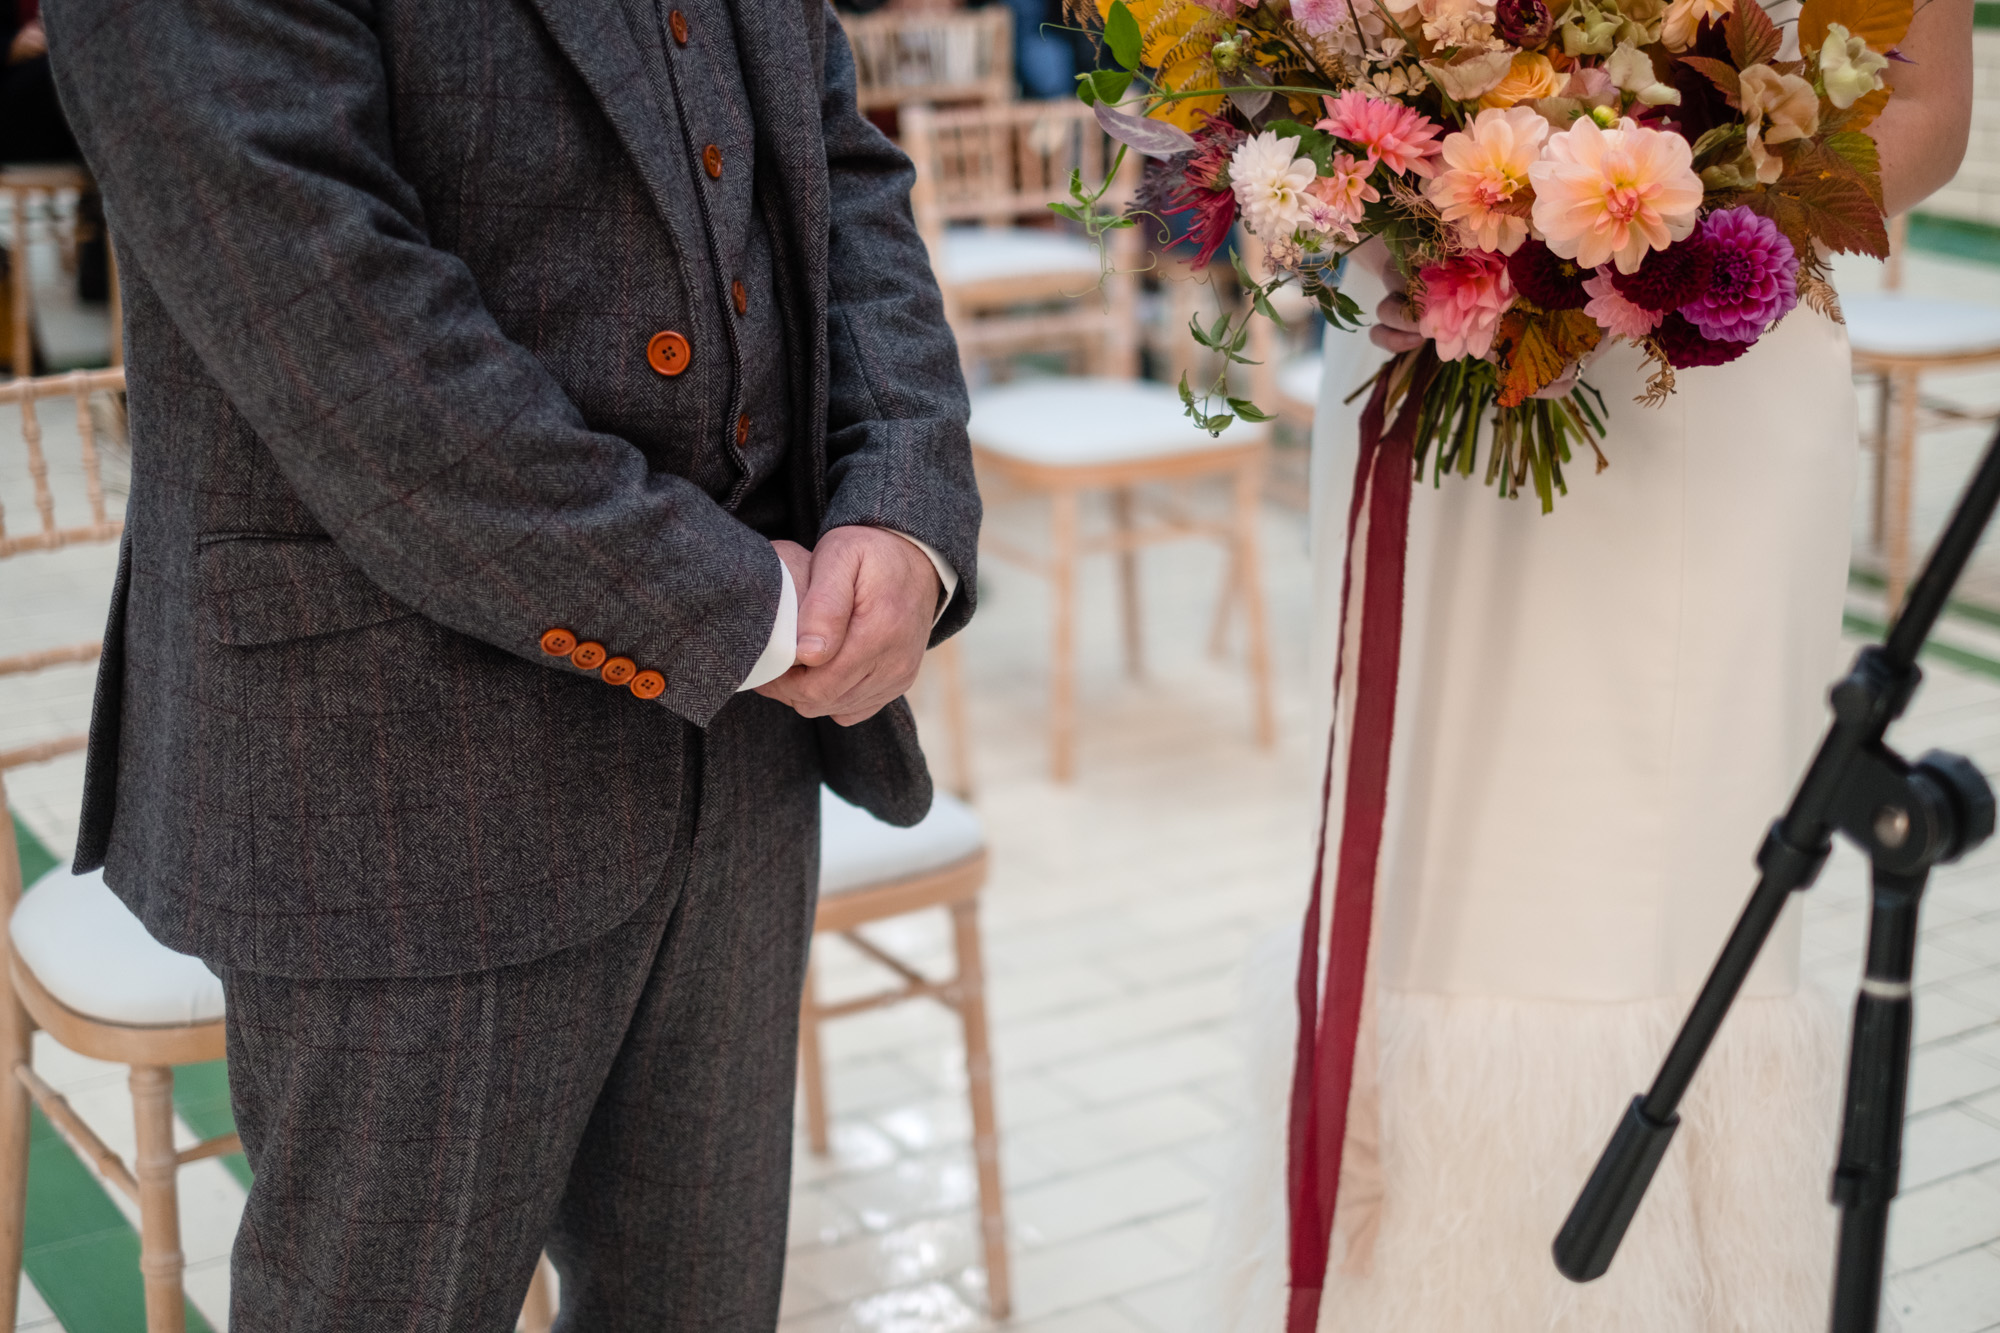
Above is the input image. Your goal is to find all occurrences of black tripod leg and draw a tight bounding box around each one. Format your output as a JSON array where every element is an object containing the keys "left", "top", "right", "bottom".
[{"left": 1830, "top": 865, "right": 1925, "bottom": 1333}]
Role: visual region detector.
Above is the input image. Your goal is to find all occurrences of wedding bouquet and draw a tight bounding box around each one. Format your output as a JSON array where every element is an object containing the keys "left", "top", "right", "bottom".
[{"left": 1065, "top": 0, "right": 1908, "bottom": 509}]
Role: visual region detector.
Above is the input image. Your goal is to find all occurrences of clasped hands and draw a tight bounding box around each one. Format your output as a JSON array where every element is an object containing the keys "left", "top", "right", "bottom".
[{"left": 756, "top": 526, "right": 941, "bottom": 726}]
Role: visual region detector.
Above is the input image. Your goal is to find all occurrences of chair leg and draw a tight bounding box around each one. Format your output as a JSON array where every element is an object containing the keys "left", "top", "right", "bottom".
[
  {"left": 1208, "top": 541, "right": 1239, "bottom": 660},
  {"left": 8, "top": 191, "right": 30, "bottom": 378},
  {"left": 1049, "top": 488, "right": 1080, "bottom": 782},
  {"left": 1111, "top": 487, "right": 1144, "bottom": 680},
  {"left": 935, "top": 638, "right": 976, "bottom": 801},
  {"left": 1870, "top": 370, "right": 1891, "bottom": 550},
  {"left": 798, "top": 957, "right": 832, "bottom": 1156},
  {"left": 0, "top": 989, "right": 32, "bottom": 1333},
  {"left": 1884, "top": 367, "right": 1920, "bottom": 615},
  {"left": 129, "top": 1066, "right": 186, "bottom": 1333},
  {"left": 949, "top": 901, "right": 1010, "bottom": 1321},
  {"left": 518, "top": 1253, "right": 556, "bottom": 1333},
  {"left": 1234, "top": 459, "right": 1277, "bottom": 747}
]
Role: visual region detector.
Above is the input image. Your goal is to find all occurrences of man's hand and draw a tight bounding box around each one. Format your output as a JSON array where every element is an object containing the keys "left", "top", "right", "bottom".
[{"left": 755, "top": 526, "right": 941, "bottom": 726}]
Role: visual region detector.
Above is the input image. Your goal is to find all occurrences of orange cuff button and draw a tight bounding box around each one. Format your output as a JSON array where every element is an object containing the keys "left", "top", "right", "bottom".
[
  {"left": 630, "top": 670, "right": 666, "bottom": 700},
  {"left": 735, "top": 413, "right": 750, "bottom": 447},
  {"left": 731, "top": 280, "right": 748, "bottom": 316},
  {"left": 539, "top": 628, "right": 577, "bottom": 657},
  {"left": 570, "top": 641, "right": 607, "bottom": 671},
  {"left": 702, "top": 144, "right": 724, "bottom": 178},
  {"left": 668, "top": 8, "right": 689, "bottom": 44},
  {"left": 647, "top": 330, "right": 691, "bottom": 377},
  {"left": 602, "top": 656, "right": 637, "bottom": 686}
]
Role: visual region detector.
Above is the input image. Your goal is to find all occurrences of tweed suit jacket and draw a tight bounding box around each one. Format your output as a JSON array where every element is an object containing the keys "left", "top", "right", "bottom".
[{"left": 46, "top": 0, "right": 979, "bottom": 979}]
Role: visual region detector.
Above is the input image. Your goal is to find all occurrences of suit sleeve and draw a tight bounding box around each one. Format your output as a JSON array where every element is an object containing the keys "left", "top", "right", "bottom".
[
  {"left": 816, "top": 5, "right": 982, "bottom": 643},
  {"left": 45, "top": 0, "right": 781, "bottom": 726}
]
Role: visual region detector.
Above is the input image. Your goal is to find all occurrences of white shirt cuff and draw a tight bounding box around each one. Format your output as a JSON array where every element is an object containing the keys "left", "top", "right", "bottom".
[
  {"left": 738, "top": 560, "right": 798, "bottom": 692},
  {"left": 885, "top": 530, "right": 959, "bottom": 625}
]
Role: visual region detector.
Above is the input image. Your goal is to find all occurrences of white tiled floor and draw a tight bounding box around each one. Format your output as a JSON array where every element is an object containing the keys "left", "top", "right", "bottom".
[{"left": 8, "top": 264, "right": 2000, "bottom": 1329}]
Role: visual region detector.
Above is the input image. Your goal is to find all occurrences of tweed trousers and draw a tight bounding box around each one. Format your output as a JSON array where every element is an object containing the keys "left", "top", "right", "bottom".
[{"left": 218, "top": 694, "right": 821, "bottom": 1332}]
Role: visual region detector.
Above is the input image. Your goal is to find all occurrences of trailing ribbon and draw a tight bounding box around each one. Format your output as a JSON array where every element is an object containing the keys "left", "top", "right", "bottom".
[{"left": 1286, "top": 347, "right": 1438, "bottom": 1333}]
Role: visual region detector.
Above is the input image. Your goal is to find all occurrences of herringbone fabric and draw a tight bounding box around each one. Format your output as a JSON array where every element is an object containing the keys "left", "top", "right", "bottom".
[
  {"left": 222, "top": 694, "right": 821, "bottom": 1332},
  {"left": 43, "top": 0, "right": 978, "bottom": 979}
]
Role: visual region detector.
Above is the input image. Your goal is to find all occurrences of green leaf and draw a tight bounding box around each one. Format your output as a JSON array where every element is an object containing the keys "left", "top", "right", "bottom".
[
  {"left": 1228, "top": 398, "right": 1276, "bottom": 422},
  {"left": 1266, "top": 119, "right": 1338, "bottom": 174},
  {"left": 1104, "top": 0, "right": 1144, "bottom": 72},
  {"left": 1075, "top": 72, "right": 1099, "bottom": 106},
  {"left": 1048, "top": 202, "right": 1086, "bottom": 222},
  {"left": 1689, "top": 122, "right": 1747, "bottom": 162},
  {"left": 1083, "top": 69, "right": 1135, "bottom": 104},
  {"left": 1821, "top": 129, "right": 1885, "bottom": 208}
]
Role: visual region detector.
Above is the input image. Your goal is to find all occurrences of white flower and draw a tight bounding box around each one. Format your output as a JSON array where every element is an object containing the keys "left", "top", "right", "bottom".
[
  {"left": 1230, "top": 132, "right": 1319, "bottom": 244},
  {"left": 1605, "top": 41, "right": 1683, "bottom": 106},
  {"left": 1819, "top": 22, "right": 1889, "bottom": 109}
]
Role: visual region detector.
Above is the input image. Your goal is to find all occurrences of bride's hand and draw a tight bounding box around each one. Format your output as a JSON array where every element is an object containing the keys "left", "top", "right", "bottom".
[{"left": 1351, "top": 239, "right": 1425, "bottom": 354}]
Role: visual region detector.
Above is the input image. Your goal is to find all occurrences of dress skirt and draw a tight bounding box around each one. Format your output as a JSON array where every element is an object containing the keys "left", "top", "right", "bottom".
[{"left": 1201, "top": 263, "right": 1859, "bottom": 1332}]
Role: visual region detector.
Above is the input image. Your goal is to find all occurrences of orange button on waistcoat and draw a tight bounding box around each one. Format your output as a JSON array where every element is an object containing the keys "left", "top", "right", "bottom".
[
  {"left": 735, "top": 413, "right": 750, "bottom": 447},
  {"left": 668, "top": 8, "right": 689, "bottom": 43},
  {"left": 539, "top": 628, "right": 577, "bottom": 657},
  {"left": 602, "top": 656, "right": 637, "bottom": 687},
  {"left": 731, "top": 280, "right": 748, "bottom": 316},
  {"left": 647, "top": 330, "right": 691, "bottom": 377},
  {"left": 570, "top": 641, "right": 607, "bottom": 671},
  {"left": 630, "top": 670, "right": 666, "bottom": 701},
  {"left": 702, "top": 144, "right": 724, "bottom": 178}
]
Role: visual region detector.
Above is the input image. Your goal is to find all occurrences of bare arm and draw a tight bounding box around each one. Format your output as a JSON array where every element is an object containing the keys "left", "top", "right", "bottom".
[{"left": 1871, "top": 0, "right": 1976, "bottom": 218}]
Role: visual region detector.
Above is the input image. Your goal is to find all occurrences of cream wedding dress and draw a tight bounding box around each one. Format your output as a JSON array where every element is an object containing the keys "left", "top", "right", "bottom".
[{"left": 1201, "top": 258, "right": 1859, "bottom": 1331}]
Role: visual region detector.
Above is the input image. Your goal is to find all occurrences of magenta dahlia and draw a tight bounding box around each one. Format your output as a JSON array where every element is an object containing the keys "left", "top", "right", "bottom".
[{"left": 1678, "top": 206, "right": 1798, "bottom": 343}]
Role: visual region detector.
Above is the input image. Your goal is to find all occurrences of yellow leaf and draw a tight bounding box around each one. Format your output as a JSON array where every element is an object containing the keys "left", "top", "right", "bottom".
[{"left": 1798, "top": 0, "right": 1912, "bottom": 56}]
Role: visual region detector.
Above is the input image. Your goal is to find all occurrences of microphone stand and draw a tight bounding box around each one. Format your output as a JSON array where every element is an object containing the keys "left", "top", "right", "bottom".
[{"left": 1553, "top": 421, "right": 2000, "bottom": 1331}]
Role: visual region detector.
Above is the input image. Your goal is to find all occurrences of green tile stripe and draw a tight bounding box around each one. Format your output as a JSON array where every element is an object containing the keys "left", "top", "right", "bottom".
[
  {"left": 1844, "top": 609, "right": 2000, "bottom": 681},
  {"left": 1848, "top": 566, "right": 2000, "bottom": 635},
  {"left": 8, "top": 815, "right": 238, "bottom": 1330},
  {"left": 1976, "top": 1, "right": 2000, "bottom": 26},
  {"left": 1904, "top": 213, "right": 2000, "bottom": 269}
]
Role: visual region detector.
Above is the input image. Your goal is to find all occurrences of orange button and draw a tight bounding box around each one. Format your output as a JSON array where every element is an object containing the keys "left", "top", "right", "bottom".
[
  {"left": 668, "top": 8, "right": 689, "bottom": 43},
  {"left": 539, "top": 627, "right": 577, "bottom": 657},
  {"left": 735, "top": 413, "right": 750, "bottom": 447},
  {"left": 630, "top": 670, "right": 666, "bottom": 700},
  {"left": 647, "top": 331, "right": 690, "bottom": 377},
  {"left": 731, "top": 280, "right": 747, "bottom": 316},
  {"left": 570, "top": 641, "right": 607, "bottom": 671},
  {"left": 702, "top": 144, "right": 723, "bottom": 178},
  {"left": 602, "top": 656, "right": 637, "bottom": 686}
]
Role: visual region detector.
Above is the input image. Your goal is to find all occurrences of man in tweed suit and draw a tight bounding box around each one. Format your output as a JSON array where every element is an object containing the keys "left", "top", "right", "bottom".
[{"left": 44, "top": 0, "right": 979, "bottom": 1325}]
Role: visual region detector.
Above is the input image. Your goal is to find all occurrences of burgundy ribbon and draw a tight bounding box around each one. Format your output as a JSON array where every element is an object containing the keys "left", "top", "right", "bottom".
[{"left": 1286, "top": 350, "right": 1437, "bottom": 1333}]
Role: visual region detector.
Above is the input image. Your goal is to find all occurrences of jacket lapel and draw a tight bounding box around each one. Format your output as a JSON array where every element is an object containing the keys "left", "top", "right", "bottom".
[{"left": 520, "top": 0, "right": 703, "bottom": 257}]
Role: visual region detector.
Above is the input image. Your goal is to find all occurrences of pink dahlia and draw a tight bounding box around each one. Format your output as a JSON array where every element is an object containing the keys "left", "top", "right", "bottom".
[
  {"left": 1582, "top": 269, "right": 1664, "bottom": 339},
  {"left": 1309, "top": 151, "right": 1381, "bottom": 226},
  {"left": 1527, "top": 117, "right": 1703, "bottom": 274},
  {"left": 1426, "top": 106, "right": 1548, "bottom": 256},
  {"left": 1417, "top": 251, "right": 1516, "bottom": 361},
  {"left": 1677, "top": 205, "right": 1798, "bottom": 343},
  {"left": 1318, "top": 92, "right": 1445, "bottom": 178}
]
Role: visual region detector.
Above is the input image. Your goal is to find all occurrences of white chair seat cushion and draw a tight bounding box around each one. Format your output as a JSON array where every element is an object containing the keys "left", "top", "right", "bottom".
[
  {"left": 940, "top": 227, "right": 1103, "bottom": 287},
  {"left": 820, "top": 788, "right": 985, "bottom": 897},
  {"left": 969, "top": 377, "right": 1272, "bottom": 467},
  {"left": 1845, "top": 293, "right": 2000, "bottom": 359},
  {"left": 10, "top": 867, "right": 224, "bottom": 1027},
  {"left": 1279, "top": 352, "right": 1324, "bottom": 408}
]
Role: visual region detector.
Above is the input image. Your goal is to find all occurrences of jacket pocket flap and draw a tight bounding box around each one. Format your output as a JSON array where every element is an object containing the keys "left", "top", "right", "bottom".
[{"left": 201, "top": 537, "right": 418, "bottom": 647}]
